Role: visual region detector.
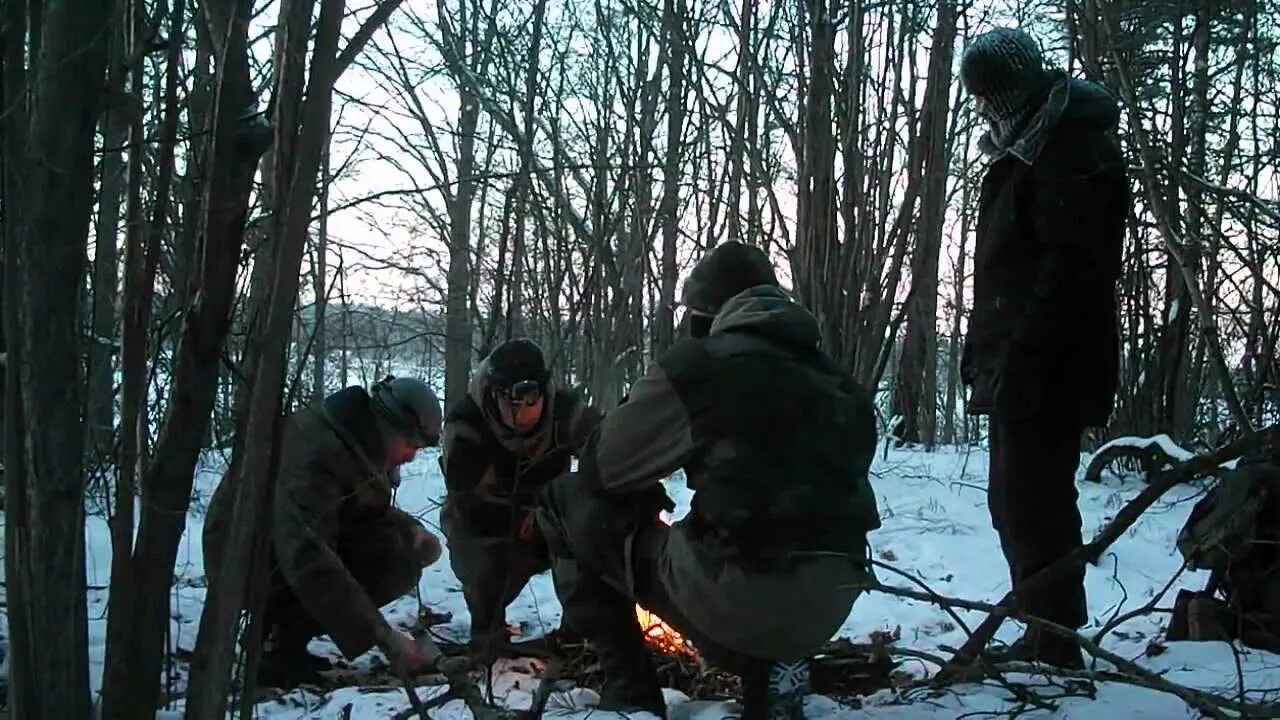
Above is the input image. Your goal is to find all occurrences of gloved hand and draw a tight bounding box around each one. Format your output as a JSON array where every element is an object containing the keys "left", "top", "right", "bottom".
[
  {"left": 410, "top": 524, "right": 443, "bottom": 567},
  {"left": 635, "top": 483, "right": 676, "bottom": 517},
  {"left": 516, "top": 509, "right": 540, "bottom": 542},
  {"left": 384, "top": 628, "right": 433, "bottom": 677}
]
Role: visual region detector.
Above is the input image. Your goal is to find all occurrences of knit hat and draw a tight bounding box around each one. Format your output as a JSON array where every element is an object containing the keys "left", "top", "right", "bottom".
[
  {"left": 680, "top": 241, "right": 780, "bottom": 315},
  {"left": 960, "top": 28, "right": 1052, "bottom": 125},
  {"left": 485, "top": 338, "right": 549, "bottom": 389}
]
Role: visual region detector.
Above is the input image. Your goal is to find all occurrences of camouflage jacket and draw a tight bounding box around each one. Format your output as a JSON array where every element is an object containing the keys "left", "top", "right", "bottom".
[
  {"left": 203, "top": 387, "right": 410, "bottom": 659},
  {"left": 440, "top": 362, "right": 601, "bottom": 535}
]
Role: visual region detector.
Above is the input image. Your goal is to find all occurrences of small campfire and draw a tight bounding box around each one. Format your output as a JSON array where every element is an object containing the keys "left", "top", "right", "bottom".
[
  {"left": 635, "top": 604, "right": 696, "bottom": 658},
  {"left": 634, "top": 511, "right": 698, "bottom": 659}
]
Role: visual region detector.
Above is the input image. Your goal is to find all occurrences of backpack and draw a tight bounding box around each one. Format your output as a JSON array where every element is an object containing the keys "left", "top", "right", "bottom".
[{"left": 1171, "top": 457, "right": 1280, "bottom": 651}]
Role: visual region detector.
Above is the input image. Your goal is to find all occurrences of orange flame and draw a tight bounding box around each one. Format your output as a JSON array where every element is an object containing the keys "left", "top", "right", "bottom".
[{"left": 634, "top": 510, "right": 697, "bottom": 658}]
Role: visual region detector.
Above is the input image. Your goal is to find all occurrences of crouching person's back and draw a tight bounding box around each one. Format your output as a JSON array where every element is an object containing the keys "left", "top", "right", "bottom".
[{"left": 537, "top": 241, "right": 880, "bottom": 720}]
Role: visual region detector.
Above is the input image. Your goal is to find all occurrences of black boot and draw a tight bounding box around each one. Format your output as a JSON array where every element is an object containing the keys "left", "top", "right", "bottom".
[
  {"left": 594, "top": 633, "right": 666, "bottom": 717},
  {"left": 985, "top": 627, "right": 1084, "bottom": 670},
  {"left": 256, "top": 642, "right": 334, "bottom": 690},
  {"left": 741, "top": 659, "right": 809, "bottom": 720},
  {"left": 467, "top": 598, "right": 516, "bottom": 664}
]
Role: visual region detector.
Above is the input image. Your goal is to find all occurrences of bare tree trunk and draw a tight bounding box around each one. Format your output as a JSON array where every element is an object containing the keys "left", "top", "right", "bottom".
[
  {"left": 312, "top": 140, "right": 331, "bottom": 403},
  {"left": 510, "top": 0, "right": 548, "bottom": 338},
  {"left": 96, "top": 0, "right": 272, "bottom": 713},
  {"left": 891, "top": 1, "right": 956, "bottom": 447},
  {"left": 0, "top": 0, "right": 112, "bottom": 715},
  {"left": 439, "top": 0, "right": 499, "bottom": 406},
  {"left": 1175, "top": 5, "right": 1212, "bottom": 436},
  {"left": 1094, "top": 0, "right": 1251, "bottom": 434},
  {"left": 791, "top": 0, "right": 838, "bottom": 348},
  {"left": 725, "top": 0, "right": 753, "bottom": 244},
  {"left": 654, "top": 0, "right": 686, "bottom": 355},
  {"left": 0, "top": 0, "right": 34, "bottom": 710},
  {"left": 103, "top": 0, "right": 148, "bottom": 674},
  {"left": 186, "top": 0, "right": 348, "bottom": 715},
  {"left": 87, "top": 13, "right": 132, "bottom": 465},
  {"left": 106, "top": 0, "right": 180, "bottom": 684}
]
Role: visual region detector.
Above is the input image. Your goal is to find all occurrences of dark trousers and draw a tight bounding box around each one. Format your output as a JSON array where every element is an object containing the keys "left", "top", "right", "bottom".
[
  {"left": 441, "top": 497, "right": 551, "bottom": 641},
  {"left": 988, "top": 408, "right": 1088, "bottom": 630},
  {"left": 262, "top": 511, "right": 425, "bottom": 652},
  {"left": 536, "top": 473, "right": 755, "bottom": 676}
]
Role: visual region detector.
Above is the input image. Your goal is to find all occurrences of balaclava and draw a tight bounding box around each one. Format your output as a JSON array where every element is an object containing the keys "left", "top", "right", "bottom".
[
  {"left": 960, "top": 28, "right": 1053, "bottom": 146},
  {"left": 680, "top": 241, "right": 779, "bottom": 337}
]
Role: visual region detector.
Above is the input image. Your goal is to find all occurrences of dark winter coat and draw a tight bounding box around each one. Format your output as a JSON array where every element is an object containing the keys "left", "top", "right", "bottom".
[
  {"left": 203, "top": 387, "right": 422, "bottom": 659},
  {"left": 579, "top": 284, "right": 881, "bottom": 660},
  {"left": 961, "top": 78, "right": 1130, "bottom": 426},
  {"left": 439, "top": 366, "right": 601, "bottom": 538}
]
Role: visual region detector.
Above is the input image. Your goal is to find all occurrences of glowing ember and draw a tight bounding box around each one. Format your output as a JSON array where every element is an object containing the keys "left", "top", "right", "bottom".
[{"left": 633, "top": 509, "right": 697, "bottom": 658}]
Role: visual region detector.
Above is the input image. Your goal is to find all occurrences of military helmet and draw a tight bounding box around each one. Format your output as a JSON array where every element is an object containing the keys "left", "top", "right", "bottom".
[{"left": 370, "top": 375, "right": 442, "bottom": 448}]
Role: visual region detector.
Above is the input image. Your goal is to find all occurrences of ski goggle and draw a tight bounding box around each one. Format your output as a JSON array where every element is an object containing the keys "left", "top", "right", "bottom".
[{"left": 504, "top": 379, "right": 543, "bottom": 405}]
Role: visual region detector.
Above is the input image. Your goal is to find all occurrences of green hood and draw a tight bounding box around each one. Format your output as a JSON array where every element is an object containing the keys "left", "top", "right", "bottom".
[{"left": 710, "top": 285, "right": 822, "bottom": 350}]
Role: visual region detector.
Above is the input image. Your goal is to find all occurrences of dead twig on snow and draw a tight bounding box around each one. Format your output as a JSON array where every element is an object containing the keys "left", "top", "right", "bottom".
[
  {"left": 859, "top": 577, "right": 1279, "bottom": 719},
  {"left": 940, "top": 425, "right": 1280, "bottom": 679}
]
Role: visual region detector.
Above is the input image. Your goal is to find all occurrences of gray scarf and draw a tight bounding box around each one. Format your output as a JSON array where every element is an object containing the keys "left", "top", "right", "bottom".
[{"left": 978, "top": 72, "right": 1072, "bottom": 165}]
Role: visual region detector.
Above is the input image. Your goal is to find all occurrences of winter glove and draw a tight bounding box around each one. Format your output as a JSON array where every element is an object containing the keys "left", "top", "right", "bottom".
[
  {"left": 410, "top": 524, "right": 443, "bottom": 568},
  {"left": 380, "top": 626, "right": 435, "bottom": 677},
  {"left": 635, "top": 483, "right": 676, "bottom": 517},
  {"left": 517, "top": 510, "right": 539, "bottom": 542},
  {"left": 966, "top": 373, "right": 997, "bottom": 416}
]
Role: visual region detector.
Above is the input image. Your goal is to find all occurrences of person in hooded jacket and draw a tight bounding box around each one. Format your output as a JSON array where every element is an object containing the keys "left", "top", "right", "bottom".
[
  {"left": 203, "top": 375, "right": 446, "bottom": 689},
  {"left": 958, "top": 28, "right": 1130, "bottom": 668},
  {"left": 438, "top": 338, "right": 602, "bottom": 659},
  {"left": 535, "top": 241, "right": 881, "bottom": 720}
]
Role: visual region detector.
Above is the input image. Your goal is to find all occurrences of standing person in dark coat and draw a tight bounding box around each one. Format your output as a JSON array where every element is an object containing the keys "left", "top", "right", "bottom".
[
  {"left": 438, "top": 338, "right": 602, "bottom": 660},
  {"left": 536, "top": 242, "right": 881, "bottom": 720},
  {"left": 958, "top": 27, "right": 1130, "bottom": 668}
]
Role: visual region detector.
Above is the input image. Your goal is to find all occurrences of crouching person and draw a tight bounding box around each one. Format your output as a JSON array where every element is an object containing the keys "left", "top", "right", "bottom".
[
  {"left": 537, "top": 242, "right": 882, "bottom": 720},
  {"left": 439, "top": 338, "right": 601, "bottom": 660},
  {"left": 203, "top": 375, "right": 447, "bottom": 689}
]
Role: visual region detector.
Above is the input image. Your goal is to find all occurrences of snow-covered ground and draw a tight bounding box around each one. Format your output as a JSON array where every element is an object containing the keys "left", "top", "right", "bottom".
[{"left": 60, "top": 441, "right": 1280, "bottom": 717}]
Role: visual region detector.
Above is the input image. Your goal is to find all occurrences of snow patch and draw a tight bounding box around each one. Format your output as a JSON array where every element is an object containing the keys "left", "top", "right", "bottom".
[{"left": 14, "top": 442, "right": 1279, "bottom": 718}]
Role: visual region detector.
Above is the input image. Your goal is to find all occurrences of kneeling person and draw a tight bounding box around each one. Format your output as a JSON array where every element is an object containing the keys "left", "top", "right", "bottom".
[
  {"left": 440, "top": 339, "right": 601, "bottom": 657},
  {"left": 538, "top": 242, "right": 881, "bottom": 720},
  {"left": 203, "top": 376, "right": 446, "bottom": 689}
]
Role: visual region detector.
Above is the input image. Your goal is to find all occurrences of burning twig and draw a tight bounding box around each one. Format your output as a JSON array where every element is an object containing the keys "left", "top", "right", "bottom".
[
  {"left": 631, "top": 511, "right": 699, "bottom": 660},
  {"left": 634, "top": 605, "right": 697, "bottom": 659}
]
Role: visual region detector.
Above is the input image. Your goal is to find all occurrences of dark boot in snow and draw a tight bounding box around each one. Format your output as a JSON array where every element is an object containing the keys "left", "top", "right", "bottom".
[
  {"left": 256, "top": 643, "right": 334, "bottom": 689},
  {"left": 741, "top": 659, "right": 810, "bottom": 720},
  {"left": 985, "top": 630, "right": 1084, "bottom": 670},
  {"left": 595, "top": 635, "right": 666, "bottom": 717}
]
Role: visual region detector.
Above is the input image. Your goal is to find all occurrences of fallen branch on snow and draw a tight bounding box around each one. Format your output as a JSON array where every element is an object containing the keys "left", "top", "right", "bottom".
[
  {"left": 859, "top": 580, "right": 1280, "bottom": 719},
  {"left": 1083, "top": 434, "right": 1195, "bottom": 483},
  {"left": 940, "top": 424, "right": 1280, "bottom": 679},
  {"left": 389, "top": 633, "right": 520, "bottom": 720}
]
